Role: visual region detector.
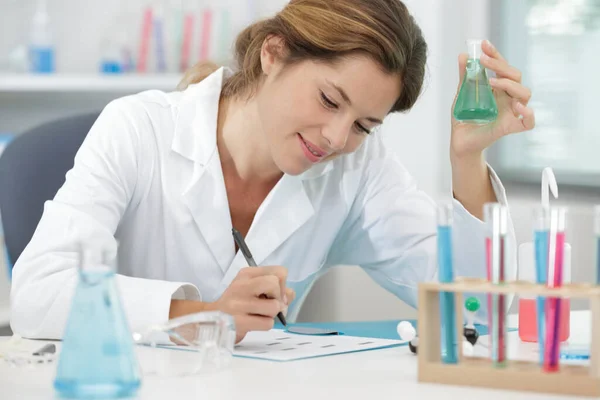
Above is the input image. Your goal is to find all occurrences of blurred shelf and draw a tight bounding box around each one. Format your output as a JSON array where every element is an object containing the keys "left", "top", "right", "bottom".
[{"left": 0, "top": 73, "right": 182, "bottom": 93}]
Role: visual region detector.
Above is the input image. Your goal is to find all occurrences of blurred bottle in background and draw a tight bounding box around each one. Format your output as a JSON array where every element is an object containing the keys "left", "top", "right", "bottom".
[
  {"left": 99, "top": 11, "right": 135, "bottom": 74},
  {"left": 29, "top": 0, "right": 55, "bottom": 73},
  {"left": 99, "top": 38, "right": 124, "bottom": 74}
]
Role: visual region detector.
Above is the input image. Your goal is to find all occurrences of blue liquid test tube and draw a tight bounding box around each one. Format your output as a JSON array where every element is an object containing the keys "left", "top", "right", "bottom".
[
  {"left": 534, "top": 206, "right": 550, "bottom": 365},
  {"left": 437, "top": 204, "right": 457, "bottom": 364}
]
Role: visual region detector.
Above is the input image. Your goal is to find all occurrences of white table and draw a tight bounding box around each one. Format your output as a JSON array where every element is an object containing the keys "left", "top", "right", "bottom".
[{"left": 0, "top": 311, "right": 591, "bottom": 400}]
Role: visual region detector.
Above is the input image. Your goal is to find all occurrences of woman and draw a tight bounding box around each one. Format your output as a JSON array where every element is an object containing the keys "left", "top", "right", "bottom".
[{"left": 10, "top": 0, "right": 533, "bottom": 342}]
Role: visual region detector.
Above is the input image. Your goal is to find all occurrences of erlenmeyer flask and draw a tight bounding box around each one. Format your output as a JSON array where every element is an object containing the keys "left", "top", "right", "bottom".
[
  {"left": 54, "top": 245, "right": 141, "bottom": 399},
  {"left": 453, "top": 39, "right": 498, "bottom": 124}
]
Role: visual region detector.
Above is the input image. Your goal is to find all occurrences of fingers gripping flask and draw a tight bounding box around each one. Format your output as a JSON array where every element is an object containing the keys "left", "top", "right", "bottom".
[
  {"left": 453, "top": 39, "right": 498, "bottom": 123},
  {"left": 54, "top": 244, "right": 141, "bottom": 398}
]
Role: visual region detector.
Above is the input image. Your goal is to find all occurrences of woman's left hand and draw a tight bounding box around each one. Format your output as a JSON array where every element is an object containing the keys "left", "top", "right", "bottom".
[{"left": 450, "top": 40, "right": 535, "bottom": 160}]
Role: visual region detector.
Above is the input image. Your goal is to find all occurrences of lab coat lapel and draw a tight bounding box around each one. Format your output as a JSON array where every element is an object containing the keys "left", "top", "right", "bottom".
[
  {"left": 181, "top": 156, "right": 233, "bottom": 272},
  {"left": 249, "top": 174, "right": 314, "bottom": 265},
  {"left": 174, "top": 67, "right": 235, "bottom": 272},
  {"left": 220, "top": 174, "right": 314, "bottom": 287}
]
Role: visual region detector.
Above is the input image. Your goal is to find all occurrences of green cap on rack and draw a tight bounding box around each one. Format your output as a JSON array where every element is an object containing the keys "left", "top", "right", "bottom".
[{"left": 465, "top": 297, "right": 480, "bottom": 312}]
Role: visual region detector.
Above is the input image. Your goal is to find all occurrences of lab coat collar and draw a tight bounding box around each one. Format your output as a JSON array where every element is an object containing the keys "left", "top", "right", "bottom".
[
  {"left": 171, "top": 66, "right": 231, "bottom": 165},
  {"left": 171, "top": 66, "right": 334, "bottom": 179}
]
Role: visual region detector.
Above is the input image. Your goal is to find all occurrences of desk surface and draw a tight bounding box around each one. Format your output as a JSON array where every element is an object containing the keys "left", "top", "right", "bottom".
[{"left": 0, "top": 312, "right": 591, "bottom": 400}]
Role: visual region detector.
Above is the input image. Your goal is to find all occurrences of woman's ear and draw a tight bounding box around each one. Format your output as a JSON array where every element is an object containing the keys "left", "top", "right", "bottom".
[{"left": 260, "top": 35, "right": 286, "bottom": 76}]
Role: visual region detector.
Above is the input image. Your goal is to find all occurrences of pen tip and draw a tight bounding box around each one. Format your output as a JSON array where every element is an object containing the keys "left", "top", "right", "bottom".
[{"left": 278, "top": 313, "right": 287, "bottom": 326}]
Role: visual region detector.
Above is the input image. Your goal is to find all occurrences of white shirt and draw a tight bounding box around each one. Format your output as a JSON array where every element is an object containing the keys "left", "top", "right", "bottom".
[{"left": 9, "top": 67, "right": 516, "bottom": 339}]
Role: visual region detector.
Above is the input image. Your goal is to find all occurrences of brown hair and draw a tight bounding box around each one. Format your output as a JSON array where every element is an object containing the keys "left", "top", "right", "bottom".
[{"left": 177, "top": 0, "right": 427, "bottom": 113}]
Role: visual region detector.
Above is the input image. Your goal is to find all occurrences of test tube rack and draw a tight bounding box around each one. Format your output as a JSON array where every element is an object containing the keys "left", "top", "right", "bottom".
[{"left": 417, "top": 277, "right": 600, "bottom": 397}]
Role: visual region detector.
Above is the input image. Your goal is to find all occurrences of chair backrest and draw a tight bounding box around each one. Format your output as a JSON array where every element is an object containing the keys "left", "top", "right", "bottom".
[{"left": 0, "top": 112, "right": 100, "bottom": 266}]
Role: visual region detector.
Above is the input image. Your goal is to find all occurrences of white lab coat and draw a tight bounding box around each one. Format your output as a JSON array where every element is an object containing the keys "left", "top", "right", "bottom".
[{"left": 10, "top": 67, "right": 516, "bottom": 339}]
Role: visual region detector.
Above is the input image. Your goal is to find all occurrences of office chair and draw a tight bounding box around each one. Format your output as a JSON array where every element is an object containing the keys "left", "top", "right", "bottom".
[{"left": 0, "top": 112, "right": 100, "bottom": 267}]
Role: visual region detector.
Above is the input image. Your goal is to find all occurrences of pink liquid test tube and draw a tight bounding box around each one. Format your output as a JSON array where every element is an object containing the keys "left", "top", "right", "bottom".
[
  {"left": 543, "top": 207, "right": 567, "bottom": 371},
  {"left": 518, "top": 206, "right": 570, "bottom": 344}
]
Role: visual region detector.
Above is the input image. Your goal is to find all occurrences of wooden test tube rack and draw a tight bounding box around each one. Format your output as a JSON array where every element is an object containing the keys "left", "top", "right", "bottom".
[{"left": 417, "top": 277, "right": 600, "bottom": 397}]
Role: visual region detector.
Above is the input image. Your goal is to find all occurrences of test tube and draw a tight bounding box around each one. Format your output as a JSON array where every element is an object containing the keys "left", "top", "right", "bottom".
[
  {"left": 484, "top": 203, "right": 508, "bottom": 367},
  {"left": 534, "top": 206, "right": 550, "bottom": 365},
  {"left": 595, "top": 205, "right": 600, "bottom": 285},
  {"left": 437, "top": 203, "right": 457, "bottom": 364},
  {"left": 544, "top": 207, "right": 567, "bottom": 372}
]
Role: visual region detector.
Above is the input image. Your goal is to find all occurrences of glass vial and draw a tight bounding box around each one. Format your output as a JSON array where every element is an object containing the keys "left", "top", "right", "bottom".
[
  {"left": 544, "top": 207, "right": 568, "bottom": 372},
  {"left": 484, "top": 203, "right": 507, "bottom": 367},
  {"left": 453, "top": 39, "right": 498, "bottom": 124},
  {"left": 437, "top": 203, "right": 457, "bottom": 364}
]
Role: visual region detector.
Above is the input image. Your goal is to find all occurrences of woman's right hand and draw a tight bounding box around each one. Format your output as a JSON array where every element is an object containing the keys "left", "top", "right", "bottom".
[{"left": 212, "top": 265, "right": 295, "bottom": 343}]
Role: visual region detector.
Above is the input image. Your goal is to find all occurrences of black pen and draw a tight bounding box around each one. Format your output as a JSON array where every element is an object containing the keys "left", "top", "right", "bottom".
[{"left": 232, "top": 227, "right": 287, "bottom": 326}]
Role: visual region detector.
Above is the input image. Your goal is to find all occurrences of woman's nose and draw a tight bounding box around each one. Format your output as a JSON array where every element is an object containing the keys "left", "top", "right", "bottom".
[{"left": 322, "top": 125, "right": 349, "bottom": 152}]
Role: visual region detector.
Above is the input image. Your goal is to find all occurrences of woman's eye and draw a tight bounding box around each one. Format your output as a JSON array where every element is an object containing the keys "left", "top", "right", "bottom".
[
  {"left": 320, "top": 91, "right": 370, "bottom": 135},
  {"left": 320, "top": 92, "right": 338, "bottom": 109},
  {"left": 355, "top": 122, "right": 370, "bottom": 135}
]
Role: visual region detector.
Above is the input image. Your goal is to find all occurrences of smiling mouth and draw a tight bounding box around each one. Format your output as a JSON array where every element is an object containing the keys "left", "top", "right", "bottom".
[{"left": 298, "top": 134, "right": 326, "bottom": 158}]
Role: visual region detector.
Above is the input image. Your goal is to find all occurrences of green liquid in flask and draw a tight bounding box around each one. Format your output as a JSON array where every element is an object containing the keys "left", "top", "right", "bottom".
[{"left": 453, "top": 58, "right": 498, "bottom": 124}]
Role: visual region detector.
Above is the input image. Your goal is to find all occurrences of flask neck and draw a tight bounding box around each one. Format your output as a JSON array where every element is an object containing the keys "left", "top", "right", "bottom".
[{"left": 467, "top": 39, "right": 483, "bottom": 60}]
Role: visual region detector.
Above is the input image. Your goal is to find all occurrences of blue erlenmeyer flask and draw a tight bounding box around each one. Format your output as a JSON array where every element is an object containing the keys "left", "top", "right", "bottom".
[{"left": 54, "top": 245, "right": 141, "bottom": 399}]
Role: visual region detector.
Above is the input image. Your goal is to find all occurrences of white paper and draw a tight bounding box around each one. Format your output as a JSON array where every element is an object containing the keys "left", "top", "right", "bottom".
[{"left": 233, "top": 329, "right": 406, "bottom": 361}]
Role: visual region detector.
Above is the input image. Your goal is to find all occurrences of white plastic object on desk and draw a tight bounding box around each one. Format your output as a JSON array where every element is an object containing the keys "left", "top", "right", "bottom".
[
  {"left": 397, "top": 321, "right": 416, "bottom": 341},
  {"left": 517, "top": 167, "right": 571, "bottom": 343},
  {"left": 462, "top": 340, "right": 475, "bottom": 357}
]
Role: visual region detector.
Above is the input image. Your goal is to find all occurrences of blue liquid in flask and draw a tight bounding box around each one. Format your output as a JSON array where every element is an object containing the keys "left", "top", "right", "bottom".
[{"left": 54, "top": 259, "right": 141, "bottom": 399}]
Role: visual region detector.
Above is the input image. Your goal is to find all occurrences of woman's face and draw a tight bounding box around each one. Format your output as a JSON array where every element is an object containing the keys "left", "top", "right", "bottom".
[{"left": 255, "top": 46, "right": 402, "bottom": 176}]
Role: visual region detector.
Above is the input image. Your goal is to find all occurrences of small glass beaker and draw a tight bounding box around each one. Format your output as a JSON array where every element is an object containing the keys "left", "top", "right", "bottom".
[
  {"left": 133, "top": 311, "right": 236, "bottom": 377},
  {"left": 54, "top": 244, "right": 141, "bottom": 399}
]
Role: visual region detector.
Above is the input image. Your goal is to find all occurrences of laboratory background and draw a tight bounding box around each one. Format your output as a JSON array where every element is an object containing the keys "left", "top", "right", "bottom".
[{"left": 0, "top": 0, "right": 598, "bottom": 337}]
